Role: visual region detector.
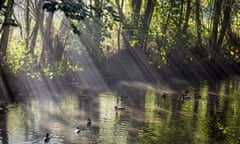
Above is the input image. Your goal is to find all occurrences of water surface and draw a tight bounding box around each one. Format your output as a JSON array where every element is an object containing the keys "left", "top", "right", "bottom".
[{"left": 1, "top": 78, "right": 240, "bottom": 144}]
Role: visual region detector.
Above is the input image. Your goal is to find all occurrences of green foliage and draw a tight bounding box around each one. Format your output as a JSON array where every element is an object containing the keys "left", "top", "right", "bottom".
[
  {"left": 7, "top": 38, "right": 32, "bottom": 74},
  {"left": 43, "top": 0, "right": 120, "bottom": 34},
  {"left": 42, "top": 61, "right": 82, "bottom": 79},
  {"left": 7, "top": 38, "right": 83, "bottom": 80}
]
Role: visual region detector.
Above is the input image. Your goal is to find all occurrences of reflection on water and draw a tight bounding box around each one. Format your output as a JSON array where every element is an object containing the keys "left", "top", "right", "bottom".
[{"left": 1, "top": 78, "right": 240, "bottom": 143}]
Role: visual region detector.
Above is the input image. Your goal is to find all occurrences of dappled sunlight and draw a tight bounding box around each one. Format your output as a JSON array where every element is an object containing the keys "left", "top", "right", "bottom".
[
  {"left": 0, "top": 0, "right": 239, "bottom": 143},
  {"left": 7, "top": 105, "right": 26, "bottom": 143},
  {"left": 98, "top": 92, "right": 128, "bottom": 144},
  {"left": 2, "top": 75, "right": 240, "bottom": 143},
  {"left": 65, "top": 50, "right": 110, "bottom": 93}
]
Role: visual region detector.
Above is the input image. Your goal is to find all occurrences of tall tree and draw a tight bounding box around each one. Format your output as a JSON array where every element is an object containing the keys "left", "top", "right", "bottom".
[
  {"left": 0, "top": 0, "right": 14, "bottom": 54},
  {"left": 0, "top": 0, "right": 15, "bottom": 102},
  {"left": 25, "top": 0, "right": 30, "bottom": 50},
  {"left": 115, "top": 0, "right": 124, "bottom": 51},
  {"left": 53, "top": 17, "right": 69, "bottom": 61},
  {"left": 182, "top": 0, "right": 192, "bottom": 34},
  {"left": 195, "top": 0, "right": 202, "bottom": 47},
  {"left": 40, "top": 12, "right": 54, "bottom": 64},
  {"left": 209, "top": 0, "right": 223, "bottom": 58},
  {"left": 141, "top": 0, "right": 156, "bottom": 51},
  {"left": 29, "top": 0, "right": 43, "bottom": 54},
  {"left": 217, "top": 0, "right": 233, "bottom": 48}
]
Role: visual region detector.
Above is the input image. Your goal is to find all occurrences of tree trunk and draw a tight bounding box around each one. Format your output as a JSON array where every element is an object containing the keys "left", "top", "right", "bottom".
[
  {"left": 53, "top": 17, "right": 69, "bottom": 61},
  {"left": 25, "top": 0, "right": 30, "bottom": 50},
  {"left": 0, "top": 0, "right": 14, "bottom": 54},
  {"left": 196, "top": 0, "right": 202, "bottom": 47},
  {"left": 116, "top": 0, "right": 124, "bottom": 51},
  {"left": 0, "top": 0, "right": 15, "bottom": 102},
  {"left": 0, "top": 64, "right": 15, "bottom": 102},
  {"left": 29, "top": 0, "right": 43, "bottom": 54},
  {"left": 141, "top": 0, "right": 155, "bottom": 51},
  {"left": 217, "top": 0, "right": 232, "bottom": 48},
  {"left": 132, "top": 0, "right": 142, "bottom": 15},
  {"left": 40, "top": 12, "right": 54, "bottom": 64},
  {"left": 178, "top": 1, "right": 184, "bottom": 29},
  {"left": 182, "top": 0, "right": 192, "bottom": 34},
  {"left": 209, "top": 0, "right": 223, "bottom": 58}
]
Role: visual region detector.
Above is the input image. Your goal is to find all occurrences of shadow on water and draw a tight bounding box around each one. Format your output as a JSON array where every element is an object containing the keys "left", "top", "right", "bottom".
[{"left": 1, "top": 77, "right": 240, "bottom": 143}]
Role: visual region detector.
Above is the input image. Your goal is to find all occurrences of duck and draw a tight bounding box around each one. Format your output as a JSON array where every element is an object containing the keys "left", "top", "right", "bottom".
[
  {"left": 115, "top": 106, "right": 125, "bottom": 111},
  {"left": 87, "top": 118, "right": 91, "bottom": 126},
  {"left": 43, "top": 133, "right": 50, "bottom": 143},
  {"left": 162, "top": 92, "right": 168, "bottom": 99},
  {"left": 117, "top": 94, "right": 128, "bottom": 101},
  {"left": 180, "top": 90, "right": 191, "bottom": 101},
  {"left": 74, "top": 127, "right": 80, "bottom": 134},
  {"left": 194, "top": 93, "right": 201, "bottom": 99},
  {"left": 181, "top": 90, "right": 189, "bottom": 97},
  {"left": 0, "top": 104, "right": 7, "bottom": 114}
]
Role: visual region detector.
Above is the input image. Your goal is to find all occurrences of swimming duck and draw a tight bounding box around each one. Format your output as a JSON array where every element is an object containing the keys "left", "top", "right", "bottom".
[
  {"left": 74, "top": 127, "right": 80, "bottom": 134},
  {"left": 180, "top": 90, "right": 191, "bottom": 101},
  {"left": 0, "top": 105, "right": 7, "bottom": 115},
  {"left": 87, "top": 118, "right": 91, "bottom": 126},
  {"left": 162, "top": 92, "right": 168, "bottom": 99},
  {"left": 182, "top": 90, "right": 189, "bottom": 96},
  {"left": 117, "top": 94, "right": 128, "bottom": 101},
  {"left": 43, "top": 133, "right": 50, "bottom": 143},
  {"left": 115, "top": 106, "right": 125, "bottom": 110},
  {"left": 194, "top": 93, "right": 201, "bottom": 99}
]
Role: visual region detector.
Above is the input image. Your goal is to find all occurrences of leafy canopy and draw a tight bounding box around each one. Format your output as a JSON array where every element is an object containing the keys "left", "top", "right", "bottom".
[{"left": 43, "top": 0, "right": 120, "bottom": 34}]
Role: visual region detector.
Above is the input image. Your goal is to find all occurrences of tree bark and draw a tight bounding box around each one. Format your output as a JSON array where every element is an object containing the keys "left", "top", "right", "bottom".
[
  {"left": 115, "top": 0, "right": 124, "bottom": 51},
  {"left": 25, "top": 0, "right": 30, "bottom": 50},
  {"left": 178, "top": 1, "right": 184, "bottom": 29},
  {"left": 0, "top": 0, "right": 14, "bottom": 54},
  {"left": 196, "top": 0, "right": 202, "bottom": 47},
  {"left": 40, "top": 12, "right": 54, "bottom": 64},
  {"left": 53, "top": 17, "right": 69, "bottom": 61},
  {"left": 0, "top": 0, "right": 15, "bottom": 102},
  {"left": 182, "top": 0, "right": 192, "bottom": 34},
  {"left": 29, "top": 0, "right": 43, "bottom": 54},
  {"left": 209, "top": 0, "right": 223, "bottom": 58},
  {"left": 132, "top": 0, "right": 142, "bottom": 15},
  {"left": 217, "top": 0, "right": 232, "bottom": 48},
  {"left": 141, "top": 0, "right": 155, "bottom": 51}
]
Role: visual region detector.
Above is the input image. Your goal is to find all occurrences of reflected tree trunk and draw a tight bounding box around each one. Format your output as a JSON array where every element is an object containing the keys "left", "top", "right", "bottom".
[{"left": 0, "top": 116, "right": 8, "bottom": 144}]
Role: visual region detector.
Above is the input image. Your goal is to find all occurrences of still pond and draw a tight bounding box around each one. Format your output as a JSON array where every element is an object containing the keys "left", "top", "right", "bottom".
[{"left": 0, "top": 77, "right": 240, "bottom": 144}]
